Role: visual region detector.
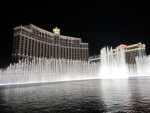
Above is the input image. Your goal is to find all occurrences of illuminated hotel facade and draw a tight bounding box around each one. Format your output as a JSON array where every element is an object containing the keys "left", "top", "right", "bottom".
[
  {"left": 12, "top": 24, "right": 89, "bottom": 63},
  {"left": 89, "top": 42, "right": 146, "bottom": 64}
]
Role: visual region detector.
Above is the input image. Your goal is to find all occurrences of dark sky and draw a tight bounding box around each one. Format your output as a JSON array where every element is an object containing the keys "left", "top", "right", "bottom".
[{"left": 0, "top": 1, "right": 150, "bottom": 64}]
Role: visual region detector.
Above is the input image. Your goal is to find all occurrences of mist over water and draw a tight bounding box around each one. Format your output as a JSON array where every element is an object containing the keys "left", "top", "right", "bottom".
[
  {"left": 0, "top": 58, "right": 99, "bottom": 85},
  {"left": 99, "top": 47, "right": 129, "bottom": 79},
  {"left": 136, "top": 55, "right": 150, "bottom": 76}
]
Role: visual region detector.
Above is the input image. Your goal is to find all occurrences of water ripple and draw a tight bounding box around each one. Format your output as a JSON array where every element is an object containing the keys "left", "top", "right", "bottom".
[{"left": 0, "top": 79, "right": 150, "bottom": 113}]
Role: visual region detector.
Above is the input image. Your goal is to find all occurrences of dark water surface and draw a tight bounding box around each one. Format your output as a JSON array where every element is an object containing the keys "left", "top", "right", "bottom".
[{"left": 0, "top": 79, "right": 150, "bottom": 113}]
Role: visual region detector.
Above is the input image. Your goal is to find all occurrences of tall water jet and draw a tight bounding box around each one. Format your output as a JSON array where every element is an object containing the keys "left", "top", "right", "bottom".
[
  {"left": 0, "top": 46, "right": 149, "bottom": 85},
  {"left": 99, "top": 47, "right": 129, "bottom": 79},
  {"left": 135, "top": 55, "right": 150, "bottom": 76},
  {"left": 0, "top": 58, "right": 100, "bottom": 85}
]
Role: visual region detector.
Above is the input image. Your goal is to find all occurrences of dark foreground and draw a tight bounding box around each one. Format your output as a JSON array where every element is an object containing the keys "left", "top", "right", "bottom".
[{"left": 0, "top": 78, "right": 150, "bottom": 113}]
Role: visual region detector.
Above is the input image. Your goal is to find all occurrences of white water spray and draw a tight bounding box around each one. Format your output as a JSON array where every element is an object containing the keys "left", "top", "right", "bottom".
[
  {"left": 0, "top": 47, "right": 150, "bottom": 85},
  {"left": 135, "top": 55, "right": 150, "bottom": 76},
  {"left": 0, "top": 58, "right": 99, "bottom": 85},
  {"left": 99, "top": 47, "right": 129, "bottom": 79}
]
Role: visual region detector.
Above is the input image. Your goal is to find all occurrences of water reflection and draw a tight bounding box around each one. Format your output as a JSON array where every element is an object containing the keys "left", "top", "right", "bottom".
[
  {"left": 0, "top": 79, "right": 150, "bottom": 113},
  {"left": 129, "top": 79, "right": 150, "bottom": 112},
  {"left": 100, "top": 80, "right": 132, "bottom": 112}
]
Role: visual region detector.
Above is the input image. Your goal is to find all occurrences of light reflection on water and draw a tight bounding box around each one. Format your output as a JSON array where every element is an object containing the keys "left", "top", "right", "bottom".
[{"left": 0, "top": 78, "right": 150, "bottom": 113}]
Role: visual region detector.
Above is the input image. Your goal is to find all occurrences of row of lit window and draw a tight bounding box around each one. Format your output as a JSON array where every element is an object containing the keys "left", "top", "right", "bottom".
[
  {"left": 15, "top": 28, "right": 88, "bottom": 48},
  {"left": 15, "top": 36, "right": 88, "bottom": 59}
]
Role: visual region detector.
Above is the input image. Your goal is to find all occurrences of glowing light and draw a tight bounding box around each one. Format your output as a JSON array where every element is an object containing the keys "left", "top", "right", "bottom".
[
  {"left": 53, "top": 27, "right": 60, "bottom": 35},
  {"left": 118, "top": 44, "right": 127, "bottom": 48}
]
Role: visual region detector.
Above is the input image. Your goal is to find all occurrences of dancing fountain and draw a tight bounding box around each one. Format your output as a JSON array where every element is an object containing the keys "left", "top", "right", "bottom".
[
  {"left": 136, "top": 55, "right": 150, "bottom": 76},
  {"left": 0, "top": 58, "right": 99, "bottom": 85},
  {"left": 0, "top": 47, "right": 150, "bottom": 85},
  {"left": 99, "top": 47, "right": 129, "bottom": 79}
]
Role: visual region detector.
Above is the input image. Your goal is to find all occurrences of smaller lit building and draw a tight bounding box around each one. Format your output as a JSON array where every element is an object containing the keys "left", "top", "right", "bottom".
[
  {"left": 89, "top": 42, "right": 146, "bottom": 64},
  {"left": 89, "top": 55, "right": 100, "bottom": 63}
]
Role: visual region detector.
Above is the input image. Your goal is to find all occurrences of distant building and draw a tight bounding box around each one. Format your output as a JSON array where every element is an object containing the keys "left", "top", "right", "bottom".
[
  {"left": 89, "top": 42, "right": 146, "bottom": 64},
  {"left": 12, "top": 24, "right": 89, "bottom": 63},
  {"left": 89, "top": 55, "right": 100, "bottom": 63}
]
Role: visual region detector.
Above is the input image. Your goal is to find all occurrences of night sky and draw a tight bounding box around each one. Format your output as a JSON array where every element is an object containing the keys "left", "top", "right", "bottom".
[{"left": 0, "top": 1, "right": 150, "bottom": 64}]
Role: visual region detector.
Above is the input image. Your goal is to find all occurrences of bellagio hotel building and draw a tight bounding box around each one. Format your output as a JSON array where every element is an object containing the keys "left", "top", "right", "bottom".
[{"left": 12, "top": 24, "right": 89, "bottom": 63}]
